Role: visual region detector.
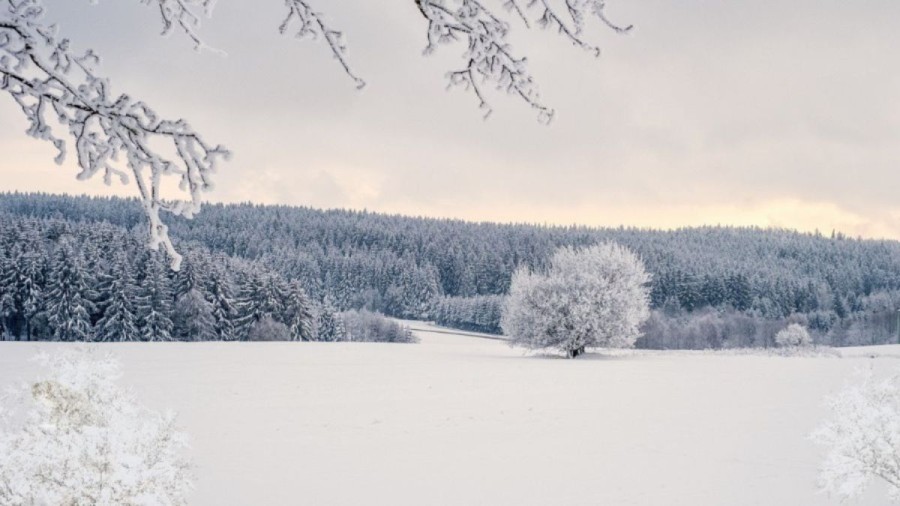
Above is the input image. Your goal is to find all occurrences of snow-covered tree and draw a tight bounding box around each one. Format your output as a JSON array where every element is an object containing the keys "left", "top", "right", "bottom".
[
  {"left": 246, "top": 315, "right": 291, "bottom": 342},
  {"left": 135, "top": 254, "right": 175, "bottom": 341},
  {"left": 95, "top": 259, "right": 139, "bottom": 342},
  {"left": 44, "top": 243, "right": 94, "bottom": 341},
  {"left": 206, "top": 267, "right": 237, "bottom": 341},
  {"left": 0, "top": 350, "right": 193, "bottom": 505},
  {"left": 173, "top": 288, "right": 217, "bottom": 341},
  {"left": 0, "top": 0, "right": 630, "bottom": 268},
  {"left": 811, "top": 369, "right": 900, "bottom": 503},
  {"left": 315, "top": 299, "right": 346, "bottom": 342},
  {"left": 501, "top": 243, "right": 650, "bottom": 357},
  {"left": 774, "top": 323, "right": 812, "bottom": 348},
  {"left": 286, "top": 280, "right": 314, "bottom": 342}
]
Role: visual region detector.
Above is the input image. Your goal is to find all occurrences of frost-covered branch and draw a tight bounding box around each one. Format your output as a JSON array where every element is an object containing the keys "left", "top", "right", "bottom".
[
  {"left": 0, "top": 0, "right": 229, "bottom": 270},
  {"left": 417, "top": 0, "right": 554, "bottom": 122},
  {"left": 133, "top": 0, "right": 216, "bottom": 50},
  {"left": 120, "top": 0, "right": 367, "bottom": 88},
  {"left": 415, "top": 0, "right": 631, "bottom": 122},
  {"left": 279, "top": 0, "right": 365, "bottom": 89},
  {"left": 532, "top": 0, "right": 632, "bottom": 57}
]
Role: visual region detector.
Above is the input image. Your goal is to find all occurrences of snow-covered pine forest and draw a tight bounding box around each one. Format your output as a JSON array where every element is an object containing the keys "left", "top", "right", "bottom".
[
  {"left": 0, "top": 202, "right": 413, "bottom": 343},
  {"left": 1, "top": 192, "right": 899, "bottom": 347}
]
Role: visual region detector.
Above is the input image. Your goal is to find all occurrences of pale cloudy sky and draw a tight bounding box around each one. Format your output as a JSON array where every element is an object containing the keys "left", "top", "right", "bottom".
[{"left": 2, "top": 0, "right": 900, "bottom": 238}]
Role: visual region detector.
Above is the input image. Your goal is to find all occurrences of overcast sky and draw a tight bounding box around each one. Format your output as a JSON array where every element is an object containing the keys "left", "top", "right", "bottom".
[{"left": 2, "top": 0, "right": 900, "bottom": 238}]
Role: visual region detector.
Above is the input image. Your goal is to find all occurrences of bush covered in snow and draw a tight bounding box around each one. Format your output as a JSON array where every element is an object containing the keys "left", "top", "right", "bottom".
[
  {"left": 775, "top": 323, "right": 812, "bottom": 348},
  {"left": 811, "top": 369, "right": 900, "bottom": 503},
  {"left": 341, "top": 310, "right": 417, "bottom": 343},
  {"left": 0, "top": 350, "right": 193, "bottom": 505},
  {"left": 501, "top": 243, "right": 650, "bottom": 357}
]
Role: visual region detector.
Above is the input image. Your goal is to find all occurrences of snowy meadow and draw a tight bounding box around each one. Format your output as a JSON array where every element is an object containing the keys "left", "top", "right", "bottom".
[{"left": 1, "top": 324, "right": 897, "bottom": 505}]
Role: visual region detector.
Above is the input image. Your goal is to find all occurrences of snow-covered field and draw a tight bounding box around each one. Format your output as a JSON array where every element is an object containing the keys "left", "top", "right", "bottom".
[{"left": 1, "top": 325, "right": 898, "bottom": 505}]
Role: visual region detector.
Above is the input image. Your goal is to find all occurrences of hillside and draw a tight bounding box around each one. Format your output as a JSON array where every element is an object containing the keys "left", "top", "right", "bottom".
[{"left": 3, "top": 192, "right": 900, "bottom": 347}]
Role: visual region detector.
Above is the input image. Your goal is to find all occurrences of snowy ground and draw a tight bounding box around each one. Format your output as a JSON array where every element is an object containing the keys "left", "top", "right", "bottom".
[{"left": 1, "top": 324, "right": 898, "bottom": 505}]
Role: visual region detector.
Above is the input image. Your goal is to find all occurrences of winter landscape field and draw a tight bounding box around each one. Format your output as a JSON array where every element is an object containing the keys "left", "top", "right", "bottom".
[
  {"left": 4, "top": 0, "right": 900, "bottom": 504},
  {"left": 1, "top": 322, "right": 896, "bottom": 505}
]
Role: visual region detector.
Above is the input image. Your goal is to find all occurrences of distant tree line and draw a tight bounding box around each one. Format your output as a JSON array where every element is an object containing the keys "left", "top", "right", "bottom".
[
  {"left": 0, "top": 212, "right": 408, "bottom": 343},
  {"left": 2, "top": 193, "right": 900, "bottom": 347},
  {"left": 433, "top": 295, "right": 504, "bottom": 334}
]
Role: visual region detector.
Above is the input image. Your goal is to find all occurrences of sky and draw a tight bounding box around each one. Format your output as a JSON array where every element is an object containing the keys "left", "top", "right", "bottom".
[{"left": 2, "top": 0, "right": 900, "bottom": 238}]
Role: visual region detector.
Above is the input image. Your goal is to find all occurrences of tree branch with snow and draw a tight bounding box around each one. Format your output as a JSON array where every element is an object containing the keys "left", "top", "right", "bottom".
[
  {"left": 1, "top": 0, "right": 631, "bottom": 267},
  {"left": 0, "top": 0, "right": 229, "bottom": 270}
]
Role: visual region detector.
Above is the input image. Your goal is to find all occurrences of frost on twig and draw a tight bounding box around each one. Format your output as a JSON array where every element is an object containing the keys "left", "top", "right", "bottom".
[
  {"left": 279, "top": 0, "right": 365, "bottom": 89},
  {"left": 137, "top": 0, "right": 217, "bottom": 51},
  {"left": 417, "top": 0, "right": 554, "bottom": 123},
  {"left": 0, "top": 0, "right": 229, "bottom": 270},
  {"left": 415, "top": 0, "right": 631, "bottom": 123}
]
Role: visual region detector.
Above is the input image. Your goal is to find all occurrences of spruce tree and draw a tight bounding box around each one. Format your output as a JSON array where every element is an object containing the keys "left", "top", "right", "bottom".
[
  {"left": 316, "top": 300, "right": 345, "bottom": 342},
  {"left": 173, "top": 289, "right": 217, "bottom": 341},
  {"left": 136, "top": 254, "right": 174, "bottom": 341},
  {"left": 207, "top": 269, "right": 237, "bottom": 341},
  {"left": 95, "top": 259, "right": 139, "bottom": 342},
  {"left": 45, "top": 244, "right": 94, "bottom": 341},
  {"left": 286, "top": 281, "right": 314, "bottom": 341}
]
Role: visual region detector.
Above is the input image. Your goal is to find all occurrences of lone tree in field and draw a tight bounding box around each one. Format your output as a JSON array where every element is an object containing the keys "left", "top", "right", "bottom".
[
  {"left": 811, "top": 369, "right": 900, "bottom": 503},
  {"left": 774, "top": 323, "right": 812, "bottom": 348},
  {"left": 0, "top": 0, "right": 631, "bottom": 269},
  {"left": 501, "top": 243, "right": 650, "bottom": 358},
  {"left": 0, "top": 350, "right": 193, "bottom": 505}
]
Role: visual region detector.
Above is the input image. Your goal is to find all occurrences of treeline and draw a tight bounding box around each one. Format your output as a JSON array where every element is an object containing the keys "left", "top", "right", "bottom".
[
  {"left": 3, "top": 193, "right": 900, "bottom": 347},
  {"left": 433, "top": 295, "right": 504, "bottom": 334},
  {"left": 0, "top": 213, "right": 410, "bottom": 343}
]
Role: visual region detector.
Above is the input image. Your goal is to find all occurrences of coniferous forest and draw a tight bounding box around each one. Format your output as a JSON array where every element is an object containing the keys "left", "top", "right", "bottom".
[{"left": 2, "top": 192, "right": 900, "bottom": 348}]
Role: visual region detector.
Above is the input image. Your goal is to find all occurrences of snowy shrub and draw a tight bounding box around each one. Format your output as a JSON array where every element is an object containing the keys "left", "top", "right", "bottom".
[
  {"left": 811, "top": 369, "right": 900, "bottom": 503},
  {"left": 247, "top": 315, "right": 292, "bottom": 342},
  {"left": 0, "top": 350, "right": 193, "bottom": 505},
  {"left": 775, "top": 323, "right": 812, "bottom": 348},
  {"left": 501, "top": 243, "right": 651, "bottom": 357},
  {"left": 341, "top": 310, "right": 417, "bottom": 343}
]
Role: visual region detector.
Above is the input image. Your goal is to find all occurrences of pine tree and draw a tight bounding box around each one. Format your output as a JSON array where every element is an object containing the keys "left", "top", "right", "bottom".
[
  {"left": 173, "top": 289, "right": 217, "bottom": 341},
  {"left": 286, "top": 281, "right": 314, "bottom": 341},
  {"left": 19, "top": 252, "right": 45, "bottom": 340},
  {"left": 207, "top": 269, "right": 237, "bottom": 341},
  {"left": 174, "top": 255, "right": 202, "bottom": 300},
  {"left": 236, "top": 272, "right": 287, "bottom": 336},
  {"left": 136, "top": 254, "right": 174, "bottom": 342},
  {"left": 45, "top": 244, "right": 94, "bottom": 341},
  {"left": 316, "top": 300, "right": 345, "bottom": 342},
  {"left": 0, "top": 254, "right": 22, "bottom": 338},
  {"left": 95, "top": 259, "right": 139, "bottom": 342}
]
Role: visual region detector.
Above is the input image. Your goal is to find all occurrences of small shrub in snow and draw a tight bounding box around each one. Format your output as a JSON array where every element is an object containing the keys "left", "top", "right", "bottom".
[
  {"left": 247, "top": 315, "right": 292, "bottom": 342},
  {"left": 811, "top": 369, "right": 900, "bottom": 503},
  {"left": 501, "top": 243, "right": 651, "bottom": 358},
  {"left": 775, "top": 323, "right": 812, "bottom": 348},
  {"left": 0, "top": 350, "right": 193, "bottom": 505},
  {"left": 341, "top": 310, "right": 417, "bottom": 343}
]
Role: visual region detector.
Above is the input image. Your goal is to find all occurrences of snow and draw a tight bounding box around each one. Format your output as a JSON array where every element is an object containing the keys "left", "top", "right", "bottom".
[{"left": 0, "top": 323, "right": 897, "bottom": 505}]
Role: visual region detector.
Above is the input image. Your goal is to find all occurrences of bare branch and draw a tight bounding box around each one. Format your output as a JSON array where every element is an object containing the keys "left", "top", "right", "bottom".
[{"left": 1, "top": 0, "right": 229, "bottom": 269}]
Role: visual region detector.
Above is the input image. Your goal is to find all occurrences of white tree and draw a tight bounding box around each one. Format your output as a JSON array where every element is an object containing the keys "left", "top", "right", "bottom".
[
  {"left": 0, "top": 0, "right": 630, "bottom": 269},
  {"left": 0, "top": 350, "right": 193, "bottom": 505},
  {"left": 501, "top": 242, "right": 650, "bottom": 358},
  {"left": 775, "top": 323, "right": 812, "bottom": 348},
  {"left": 811, "top": 369, "right": 900, "bottom": 503}
]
